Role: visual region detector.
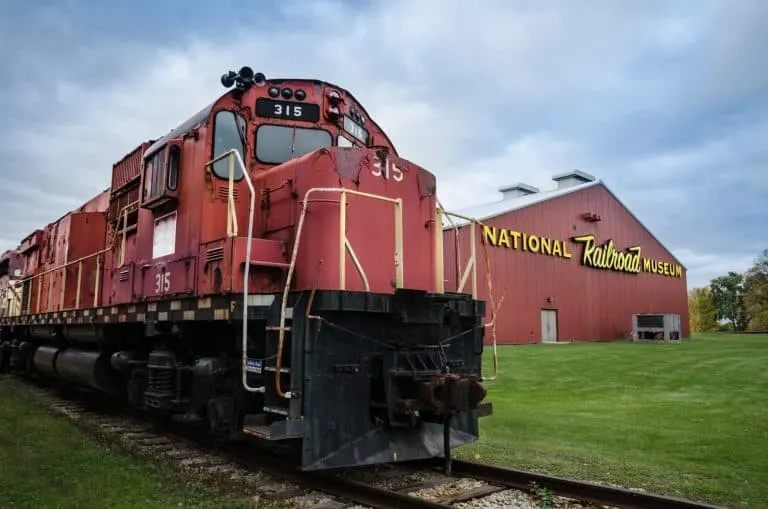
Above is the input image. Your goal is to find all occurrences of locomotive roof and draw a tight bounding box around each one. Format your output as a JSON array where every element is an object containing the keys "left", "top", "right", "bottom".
[
  {"left": 143, "top": 77, "right": 398, "bottom": 160},
  {"left": 263, "top": 77, "right": 398, "bottom": 154},
  {"left": 144, "top": 101, "right": 215, "bottom": 159}
]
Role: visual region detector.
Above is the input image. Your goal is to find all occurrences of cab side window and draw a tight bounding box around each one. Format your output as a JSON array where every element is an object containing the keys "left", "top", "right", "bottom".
[
  {"left": 212, "top": 110, "right": 246, "bottom": 180},
  {"left": 167, "top": 146, "right": 180, "bottom": 191},
  {"left": 143, "top": 149, "right": 166, "bottom": 202}
]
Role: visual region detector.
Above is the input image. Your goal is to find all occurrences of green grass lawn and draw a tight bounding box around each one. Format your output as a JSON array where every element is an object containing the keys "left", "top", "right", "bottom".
[
  {"left": 2, "top": 334, "right": 765, "bottom": 508},
  {"left": 0, "top": 379, "right": 258, "bottom": 509},
  {"left": 458, "top": 333, "right": 768, "bottom": 508}
]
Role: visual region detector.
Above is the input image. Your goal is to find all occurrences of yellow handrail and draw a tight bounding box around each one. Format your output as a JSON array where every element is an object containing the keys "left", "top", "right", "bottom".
[
  {"left": 434, "top": 208, "right": 444, "bottom": 293},
  {"left": 333, "top": 188, "right": 403, "bottom": 290},
  {"left": 205, "top": 151, "right": 240, "bottom": 238},
  {"left": 274, "top": 187, "right": 404, "bottom": 399},
  {"left": 203, "top": 148, "right": 498, "bottom": 393},
  {"left": 204, "top": 149, "right": 403, "bottom": 399},
  {"left": 11, "top": 200, "right": 138, "bottom": 316},
  {"left": 20, "top": 247, "right": 111, "bottom": 314},
  {"left": 434, "top": 203, "right": 502, "bottom": 382},
  {"left": 115, "top": 200, "right": 140, "bottom": 267},
  {"left": 437, "top": 207, "right": 479, "bottom": 298}
]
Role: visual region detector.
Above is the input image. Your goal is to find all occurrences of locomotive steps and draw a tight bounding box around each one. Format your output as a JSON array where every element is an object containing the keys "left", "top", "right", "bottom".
[{"left": 1, "top": 375, "right": 724, "bottom": 509}]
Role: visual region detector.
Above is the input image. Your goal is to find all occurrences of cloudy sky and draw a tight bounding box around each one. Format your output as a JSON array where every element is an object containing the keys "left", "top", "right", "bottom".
[{"left": 0, "top": 0, "right": 765, "bottom": 289}]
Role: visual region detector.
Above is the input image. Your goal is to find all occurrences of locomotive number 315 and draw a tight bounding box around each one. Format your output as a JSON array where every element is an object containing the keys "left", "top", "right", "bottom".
[
  {"left": 371, "top": 158, "right": 404, "bottom": 182},
  {"left": 155, "top": 272, "right": 171, "bottom": 294},
  {"left": 272, "top": 103, "right": 303, "bottom": 118}
]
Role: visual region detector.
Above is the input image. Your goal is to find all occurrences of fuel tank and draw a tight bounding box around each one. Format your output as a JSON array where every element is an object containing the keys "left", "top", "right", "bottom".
[
  {"left": 32, "top": 345, "right": 59, "bottom": 377},
  {"left": 32, "top": 346, "right": 120, "bottom": 394}
]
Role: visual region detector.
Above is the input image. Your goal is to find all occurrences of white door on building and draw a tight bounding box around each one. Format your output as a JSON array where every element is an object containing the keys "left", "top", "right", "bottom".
[{"left": 541, "top": 309, "right": 558, "bottom": 343}]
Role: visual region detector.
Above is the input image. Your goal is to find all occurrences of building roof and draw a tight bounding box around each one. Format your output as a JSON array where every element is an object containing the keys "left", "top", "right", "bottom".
[
  {"left": 552, "top": 169, "right": 596, "bottom": 183},
  {"left": 442, "top": 179, "right": 602, "bottom": 228},
  {"left": 441, "top": 175, "right": 686, "bottom": 270},
  {"left": 498, "top": 182, "right": 540, "bottom": 195}
]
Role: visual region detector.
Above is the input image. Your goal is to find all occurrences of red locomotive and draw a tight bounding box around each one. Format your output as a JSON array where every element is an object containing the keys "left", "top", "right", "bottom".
[{"left": 0, "top": 67, "right": 491, "bottom": 471}]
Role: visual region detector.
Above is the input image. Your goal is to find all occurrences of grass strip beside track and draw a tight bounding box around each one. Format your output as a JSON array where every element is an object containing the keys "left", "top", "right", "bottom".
[
  {"left": 458, "top": 332, "right": 768, "bottom": 509},
  {"left": 0, "top": 378, "right": 258, "bottom": 509}
]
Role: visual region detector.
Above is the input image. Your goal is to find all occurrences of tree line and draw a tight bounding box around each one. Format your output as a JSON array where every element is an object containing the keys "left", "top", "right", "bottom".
[{"left": 688, "top": 249, "right": 768, "bottom": 333}]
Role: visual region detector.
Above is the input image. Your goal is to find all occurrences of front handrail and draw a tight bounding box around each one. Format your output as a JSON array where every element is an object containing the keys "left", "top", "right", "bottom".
[
  {"left": 204, "top": 149, "right": 406, "bottom": 399},
  {"left": 435, "top": 201, "right": 501, "bottom": 382},
  {"left": 438, "top": 208, "right": 479, "bottom": 298},
  {"left": 273, "top": 187, "right": 404, "bottom": 399},
  {"left": 204, "top": 149, "right": 259, "bottom": 394},
  {"left": 203, "top": 148, "right": 496, "bottom": 394}
]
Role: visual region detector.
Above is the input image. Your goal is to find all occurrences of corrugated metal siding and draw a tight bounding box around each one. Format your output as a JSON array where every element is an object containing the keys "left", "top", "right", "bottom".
[
  {"left": 443, "top": 184, "right": 689, "bottom": 344},
  {"left": 111, "top": 142, "right": 153, "bottom": 192}
]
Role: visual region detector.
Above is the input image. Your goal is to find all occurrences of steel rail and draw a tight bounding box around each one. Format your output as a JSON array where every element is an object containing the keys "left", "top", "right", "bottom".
[
  {"left": 145, "top": 417, "right": 455, "bottom": 509},
  {"left": 290, "top": 471, "right": 453, "bottom": 509},
  {"left": 135, "top": 417, "right": 452, "bottom": 509},
  {"left": 420, "top": 458, "right": 725, "bottom": 509}
]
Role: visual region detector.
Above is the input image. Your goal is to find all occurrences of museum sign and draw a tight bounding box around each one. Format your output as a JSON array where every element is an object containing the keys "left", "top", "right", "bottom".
[{"left": 481, "top": 226, "right": 683, "bottom": 278}]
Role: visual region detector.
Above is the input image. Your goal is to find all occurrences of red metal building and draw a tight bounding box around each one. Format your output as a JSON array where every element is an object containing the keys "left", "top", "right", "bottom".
[{"left": 442, "top": 170, "right": 689, "bottom": 344}]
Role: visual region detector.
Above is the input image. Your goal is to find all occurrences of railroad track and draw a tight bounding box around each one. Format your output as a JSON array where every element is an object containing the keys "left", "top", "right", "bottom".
[{"left": 1, "top": 375, "right": 725, "bottom": 509}]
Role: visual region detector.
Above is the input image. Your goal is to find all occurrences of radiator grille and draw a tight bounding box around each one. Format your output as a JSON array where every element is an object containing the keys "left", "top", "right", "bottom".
[
  {"left": 216, "top": 186, "right": 239, "bottom": 201},
  {"left": 205, "top": 247, "right": 225, "bottom": 263}
]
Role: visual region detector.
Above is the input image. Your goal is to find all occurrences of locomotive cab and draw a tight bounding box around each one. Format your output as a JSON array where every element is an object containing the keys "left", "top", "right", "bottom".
[{"left": 213, "top": 66, "right": 393, "bottom": 171}]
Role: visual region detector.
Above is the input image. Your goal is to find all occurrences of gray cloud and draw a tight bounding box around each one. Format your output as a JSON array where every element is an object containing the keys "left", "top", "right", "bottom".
[{"left": 0, "top": 0, "right": 765, "bottom": 290}]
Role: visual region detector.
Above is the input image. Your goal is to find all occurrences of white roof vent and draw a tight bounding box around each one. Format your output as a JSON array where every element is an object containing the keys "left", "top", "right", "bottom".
[
  {"left": 498, "top": 183, "right": 540, "bottom": 200},
  {"left": 551, "top": 170, "right": 596, "bottom": 190}
]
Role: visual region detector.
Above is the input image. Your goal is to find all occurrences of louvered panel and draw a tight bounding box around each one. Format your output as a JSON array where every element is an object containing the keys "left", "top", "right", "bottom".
[
  {"left": 216, "top": 185, "right": 239, "bottom": 202},
  {"left": 205, "top": 247, "right": 225, "bottom": 263},
  {"left": 111, "top": 141, "right": 153, "bottom": 191}
]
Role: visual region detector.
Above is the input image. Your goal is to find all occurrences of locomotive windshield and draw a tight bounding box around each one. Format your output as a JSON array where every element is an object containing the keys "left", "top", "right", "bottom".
[
  {"left": 255, "top": 125, "right": 332, "bottom": 164},
  {"left": 212, "top": 110, "right": 247, "bottom": 180}
]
